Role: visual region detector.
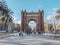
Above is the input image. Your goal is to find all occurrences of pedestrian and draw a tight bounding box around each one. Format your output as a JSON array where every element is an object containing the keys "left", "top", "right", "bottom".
[{"left": 19, "top": 31, "right": 23, "bottom": 38}]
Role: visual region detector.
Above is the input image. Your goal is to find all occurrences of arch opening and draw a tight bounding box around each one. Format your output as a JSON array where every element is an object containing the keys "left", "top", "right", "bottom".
[
  {"left": 27, "top": 19, "right": 37, "bottom": 34},
  {"left": 28, "top": 21, "right": 36, "bottom": 30}
]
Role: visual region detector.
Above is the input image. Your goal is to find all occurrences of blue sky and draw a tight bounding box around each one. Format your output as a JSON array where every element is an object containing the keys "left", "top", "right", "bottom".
[{"left": 4, "top": 0, "right": 60, "bottom": 24}]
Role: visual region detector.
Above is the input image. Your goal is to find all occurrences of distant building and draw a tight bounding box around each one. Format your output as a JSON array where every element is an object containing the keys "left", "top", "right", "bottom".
[
  {"left": 44, "top": 23, "right": 53, "bottom": 32},
  {"left": 44, "top": 23, "right": 60, "bottom": 32},
  {"left": 56, "top": 24, "right": 60, "bottom": 30},
  {"left": 44, "top": 23, "right": 49, "bottom": 32}
]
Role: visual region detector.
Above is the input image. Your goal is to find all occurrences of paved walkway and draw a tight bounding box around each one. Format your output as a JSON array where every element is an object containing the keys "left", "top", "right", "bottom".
[{"left": 0, "top": 33, "right": 60, "bottom": 45}]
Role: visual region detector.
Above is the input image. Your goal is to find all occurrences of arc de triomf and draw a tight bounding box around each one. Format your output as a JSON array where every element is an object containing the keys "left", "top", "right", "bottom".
[{"left": 21, "top": 10, "right": 44, "bottom": 34}]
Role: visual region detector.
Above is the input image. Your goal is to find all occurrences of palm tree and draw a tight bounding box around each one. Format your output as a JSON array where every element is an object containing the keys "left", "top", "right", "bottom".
[
  {"left": 55, "top": 9, "right": 60, "bottom": 20},
  {"left": 0, "top": 0, "right": 14, "bottom": 32},
  {"left": 54, "top": 9, "right": 60, "bottom": 31}
]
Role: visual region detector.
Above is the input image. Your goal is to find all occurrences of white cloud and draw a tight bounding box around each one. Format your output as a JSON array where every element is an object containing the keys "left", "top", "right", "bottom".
[
  {"left": 13, "top": 17, "right": 21, "bottom": 24},
  {"left": 45, "top": 8, "right": 59, "bottom": 24},
  {"left": 47, "top": 15, "right": 52, "bottom": 20},
  {"left": 52, "top": 8, "right": 59, "bottom": 11},
  {"left": 15, "top": 20, "right": 21, "bottom": 24},
  {"left": 47, "top": 8, "right": 60, "bottom": 20}
]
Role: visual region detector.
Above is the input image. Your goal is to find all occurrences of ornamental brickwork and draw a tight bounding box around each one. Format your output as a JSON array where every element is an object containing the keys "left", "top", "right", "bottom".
[{"left": 21, "top": 10, "right": 44, "bottom": 33}]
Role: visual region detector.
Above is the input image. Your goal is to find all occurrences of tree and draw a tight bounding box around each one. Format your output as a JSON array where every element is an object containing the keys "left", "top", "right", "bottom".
[
  {"left": 54, "top": 9, "right": 60, "bottom": 31},
  {"left": 0, "top": 0, "right": 14, "bottom": 32},
  {"left": 55, "top": 9, "right": 60, "bottom": 20}
]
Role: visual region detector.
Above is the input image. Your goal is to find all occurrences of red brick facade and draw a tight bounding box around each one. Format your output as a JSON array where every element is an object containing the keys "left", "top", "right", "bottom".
[{"left": 21, "top": 10, "right": 44, "bottom": 33}]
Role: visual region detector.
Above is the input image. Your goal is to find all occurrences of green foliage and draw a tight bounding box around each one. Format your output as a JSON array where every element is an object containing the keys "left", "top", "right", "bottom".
[
  {"left": 0, "top": 0, "right": 14, "bottom": 32},
  {"left": 56, "top": 9, "right": 60, "bottom": 14},
  {"left": 0, "top": 0, "right": 14, "bottom": 22},
  {"left": 55, "top": 9, "right": 60, "bottom": 20}
]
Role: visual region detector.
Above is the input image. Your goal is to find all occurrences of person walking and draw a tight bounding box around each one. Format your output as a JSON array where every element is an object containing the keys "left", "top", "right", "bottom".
[{"left": 19, "top": 31, "right": 23, "bottom": 38}]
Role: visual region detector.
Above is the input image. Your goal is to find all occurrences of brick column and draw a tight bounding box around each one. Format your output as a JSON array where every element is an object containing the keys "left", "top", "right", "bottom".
[{"left": 40, "top": 10, "right": 44, "bottom": 33}]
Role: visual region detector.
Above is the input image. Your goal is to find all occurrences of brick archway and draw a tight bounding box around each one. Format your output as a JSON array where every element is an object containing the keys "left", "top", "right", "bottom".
[{"left": 21, "top": 10, "right": 44, "bottom": 33}]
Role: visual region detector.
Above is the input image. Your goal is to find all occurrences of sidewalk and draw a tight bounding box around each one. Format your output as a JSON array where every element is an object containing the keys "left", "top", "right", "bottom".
[{"left": 0, "top": 33, "right": 15, "bottom": 39}]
